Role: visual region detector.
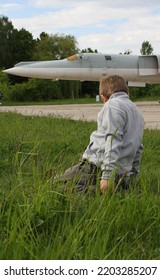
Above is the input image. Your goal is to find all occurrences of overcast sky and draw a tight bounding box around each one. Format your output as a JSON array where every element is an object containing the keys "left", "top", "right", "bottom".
[{"left": 1, "top": 0, "right": 160, "bottom": 55}]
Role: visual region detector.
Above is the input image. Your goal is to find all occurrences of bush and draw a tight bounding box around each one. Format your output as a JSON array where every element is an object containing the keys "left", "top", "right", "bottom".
[
  {"left": 6, "top": 79, "right": 63, "bottom": 102},
  {"left": 27, "top": 79, "right": 63, "bottom": 101},
  {"left": 9, "top": 83, "right": 30, "bottom": 101}
]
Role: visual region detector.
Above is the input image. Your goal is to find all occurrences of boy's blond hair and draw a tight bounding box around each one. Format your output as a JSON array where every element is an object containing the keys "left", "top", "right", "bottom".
[{"left": 99, "top": 75, "right": 129, "bottom": 99}]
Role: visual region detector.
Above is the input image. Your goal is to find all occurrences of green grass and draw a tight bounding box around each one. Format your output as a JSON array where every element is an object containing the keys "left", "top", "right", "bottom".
[
  {"left": 0, "top": 112, "right": 160, "bottom": 260},
  {"left": 1, "top": 98, "right": 100, "bottom": 106},
  {"left": 1, "top": 95, "right": 160, "bottom": 106},
  {"left": 132, "top": 95, "right": 160, "bottom": 102}
]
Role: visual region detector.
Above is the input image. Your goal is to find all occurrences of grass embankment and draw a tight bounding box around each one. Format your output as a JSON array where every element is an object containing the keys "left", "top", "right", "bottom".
[{"left": 0, "top": 112, "right": 160, "bottom": 260}]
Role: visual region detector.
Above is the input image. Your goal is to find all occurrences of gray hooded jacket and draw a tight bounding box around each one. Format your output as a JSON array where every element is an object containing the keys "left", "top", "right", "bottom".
[{"left": 82, "top": 92, "right": 144, "bottom": 180}]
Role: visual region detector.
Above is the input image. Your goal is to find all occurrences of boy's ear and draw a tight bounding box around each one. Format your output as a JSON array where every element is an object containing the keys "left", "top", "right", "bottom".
[{"left": 100, "top": 95, "right": 108, "bottom": 103}]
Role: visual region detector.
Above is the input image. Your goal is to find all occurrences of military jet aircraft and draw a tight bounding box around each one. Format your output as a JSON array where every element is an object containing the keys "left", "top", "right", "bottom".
[{"left": 3, "top": 53, "right": 160, "bottom": 87}]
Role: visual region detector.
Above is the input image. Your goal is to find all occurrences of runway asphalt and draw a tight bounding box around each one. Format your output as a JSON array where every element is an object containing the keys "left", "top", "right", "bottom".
[{"left": 0, "top": 101, "right": 160, "bottom": 130}]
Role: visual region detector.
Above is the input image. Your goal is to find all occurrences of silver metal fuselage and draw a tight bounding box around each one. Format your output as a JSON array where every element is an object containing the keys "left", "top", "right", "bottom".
[{"left": 3, "top": 53, "right": 160, "bottom": 86}]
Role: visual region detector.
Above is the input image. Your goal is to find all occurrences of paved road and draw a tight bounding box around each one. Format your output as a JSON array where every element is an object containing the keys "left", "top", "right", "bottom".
[{"left": 0, "top": 101, "right": 160, "bottom": 130}]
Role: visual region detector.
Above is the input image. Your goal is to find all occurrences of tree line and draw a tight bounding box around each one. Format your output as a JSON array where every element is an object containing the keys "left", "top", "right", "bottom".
[{"left": 0, "top": 15, "right": 160, "bottom": 102}]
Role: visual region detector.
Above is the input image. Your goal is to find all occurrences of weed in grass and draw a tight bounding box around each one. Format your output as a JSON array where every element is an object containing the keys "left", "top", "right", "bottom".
[{"left": 0, "top": 112, "right": 160, "bottom": 259}]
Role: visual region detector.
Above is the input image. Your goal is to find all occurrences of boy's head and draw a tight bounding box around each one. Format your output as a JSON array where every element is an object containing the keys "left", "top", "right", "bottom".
[{"left": 99, "top": 75, "right": 129, "bottom": 101}]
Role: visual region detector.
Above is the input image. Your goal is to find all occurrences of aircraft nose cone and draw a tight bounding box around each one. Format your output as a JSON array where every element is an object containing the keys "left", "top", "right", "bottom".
[{"left": 3, "top": 67, "right": 21, "bottom": 75}]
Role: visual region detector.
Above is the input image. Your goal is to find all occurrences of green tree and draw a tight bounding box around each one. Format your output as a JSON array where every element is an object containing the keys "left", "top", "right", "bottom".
[
  {"left": 81, "top": 47, "right": 98, "bottom": 53},
  {"left": 11, "top": 28, "right": 35, "bottom": 64},
  {"left": 140, "top": 41, "right": 153, "bottom": 55},
  {"left": 0, "top": 16, "right": 35, "bottom": 68},
  {"left": 9, "top": 28, "right": 35, "bottom": 84},
  {"left": 33, "top": 32, "right": 79, "bottom": 60},
  {"left": 0, "top": 70, "right": 10, "bottom": 100},
  {"left": 119, "top": 49, "right": 132, "bottom": 55},
  {"left": 32, "top": 32, "right": 80, "bottom": 99},
  {"left": 33, "top": 33, "right": 55, "bottom": 60},
  {"left": 0, "top": 16, "right": 14, "bottom": 68}
]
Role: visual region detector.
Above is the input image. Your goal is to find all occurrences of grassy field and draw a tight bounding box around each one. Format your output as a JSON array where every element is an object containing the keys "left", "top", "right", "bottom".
[{"left": 0, "top": 111, "right": 160, "bottom": 260}]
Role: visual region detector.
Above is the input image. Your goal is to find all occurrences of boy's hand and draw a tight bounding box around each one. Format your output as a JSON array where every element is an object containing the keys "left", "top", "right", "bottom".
[{"left": 100, "top": 179, "right": 110, "bottom": 194}]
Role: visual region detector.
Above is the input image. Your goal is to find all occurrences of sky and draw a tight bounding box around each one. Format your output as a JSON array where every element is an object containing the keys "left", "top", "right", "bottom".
[{"left": 1, "top": 0, "right": 160, "bottom": 55}]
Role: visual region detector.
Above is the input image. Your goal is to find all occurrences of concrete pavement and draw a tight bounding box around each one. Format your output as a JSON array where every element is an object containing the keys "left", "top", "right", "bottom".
[{"left": 0, "top": 101, "right": 160, "bottom": 130}]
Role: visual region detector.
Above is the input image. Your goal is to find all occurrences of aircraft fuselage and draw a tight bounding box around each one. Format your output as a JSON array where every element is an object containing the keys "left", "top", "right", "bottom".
[{"left": 3, "top": 53, "right": 160, "bottom": 87}]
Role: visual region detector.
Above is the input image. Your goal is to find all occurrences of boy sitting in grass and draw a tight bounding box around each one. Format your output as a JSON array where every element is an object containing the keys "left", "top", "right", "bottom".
[{"left": 57, "top": 75, "right": 144, "bottom": 194}]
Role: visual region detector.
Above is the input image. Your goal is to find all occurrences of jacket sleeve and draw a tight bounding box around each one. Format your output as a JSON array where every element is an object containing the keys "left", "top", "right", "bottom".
[
  {"left": 131, "top": 143, "right": 144, "bottom": 175},
  {"left": 101, "top": 107, "right": 126, "bottom": 180}
]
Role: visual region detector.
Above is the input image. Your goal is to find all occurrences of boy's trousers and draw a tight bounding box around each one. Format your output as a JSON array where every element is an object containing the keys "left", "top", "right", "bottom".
[{"left": 54, "top": 160, "right": 130, "bottom": 192}]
